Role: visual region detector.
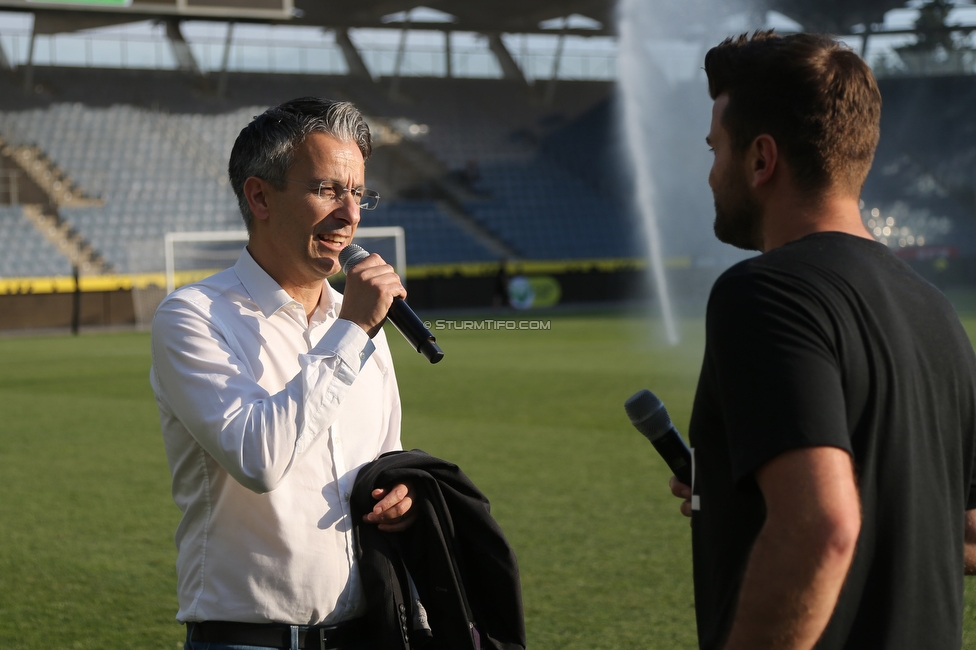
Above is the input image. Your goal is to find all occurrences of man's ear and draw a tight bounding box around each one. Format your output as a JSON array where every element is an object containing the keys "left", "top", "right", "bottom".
[
  {"left": 243, "top": 177, "right": 272, "bottom": 223},
  {"left": 746, "top": 134, "right": 779, "bottom": 189}
]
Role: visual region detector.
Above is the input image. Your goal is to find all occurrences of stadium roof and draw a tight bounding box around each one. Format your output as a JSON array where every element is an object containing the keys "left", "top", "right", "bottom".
[
  {"left": 310, "top": 0, "right": 915, "bottom": 36},
  {"left": 292, "top": 1, "right": 618, "bottom": 36},
  {"left": 766, "top": 0, "right": 924, "bottom": 34},
  {"left": 0, "top": 0, "right": 940, "bottom": 37}
]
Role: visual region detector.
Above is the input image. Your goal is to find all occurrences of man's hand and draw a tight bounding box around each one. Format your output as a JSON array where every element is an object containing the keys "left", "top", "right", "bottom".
[
  {"left": 670, "top": 476, "right": 693, "bottom": 518},
  {"left": 965, "top": 509, "right": 976, "bottom": 574},
  {"left": 339, "top": 253, "right": 406, "bottom": 338},
  {"left": 363, "top": 483, "right": 416, "bottom": 532}
]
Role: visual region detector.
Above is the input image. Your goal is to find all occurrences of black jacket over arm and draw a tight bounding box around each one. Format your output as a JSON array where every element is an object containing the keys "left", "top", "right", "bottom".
[{"left": 351, "top": 449, "right": 526, "bottom": 650}]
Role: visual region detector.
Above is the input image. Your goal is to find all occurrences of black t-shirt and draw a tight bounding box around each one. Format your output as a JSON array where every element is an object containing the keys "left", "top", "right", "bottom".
[{"left": 689, "top": 232, "right": 976, "bottom": 650}]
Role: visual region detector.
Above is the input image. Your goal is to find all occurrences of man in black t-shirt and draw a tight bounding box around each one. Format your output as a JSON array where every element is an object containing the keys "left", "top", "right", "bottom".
[{"left": 668, "top": 32, "right": 976, "bottom": 649}]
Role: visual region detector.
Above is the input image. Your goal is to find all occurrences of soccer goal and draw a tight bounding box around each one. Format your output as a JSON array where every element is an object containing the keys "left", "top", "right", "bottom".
[{"left": 163, "top": 226, "right": 407, "bottom": 295}]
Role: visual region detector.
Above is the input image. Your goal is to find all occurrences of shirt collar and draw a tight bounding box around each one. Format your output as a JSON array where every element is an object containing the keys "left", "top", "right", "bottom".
[
  {"left": 314, "top": 284, "right": 343, "bottom": 324},
  {"left": 234, "top": 248, "right": 340, "bottom": 320}
]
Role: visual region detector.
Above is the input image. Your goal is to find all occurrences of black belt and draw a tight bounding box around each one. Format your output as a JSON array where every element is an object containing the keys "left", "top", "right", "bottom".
[{"left": 189, "top": 618, "right": 365, "bottom": 649}]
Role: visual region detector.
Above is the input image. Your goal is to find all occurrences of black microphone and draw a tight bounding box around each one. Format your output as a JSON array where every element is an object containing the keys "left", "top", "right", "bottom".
[
  {"left": 339, "top": 244, "right": 444, "bottom": 364},
  {"left": 624, "top": 389, "right": 692, "bottom": 486}
]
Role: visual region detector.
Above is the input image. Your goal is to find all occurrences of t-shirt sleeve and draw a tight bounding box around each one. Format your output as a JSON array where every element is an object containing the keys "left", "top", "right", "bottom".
[{"left": 706, "top": 269, "right": 854, "bottom": 483}]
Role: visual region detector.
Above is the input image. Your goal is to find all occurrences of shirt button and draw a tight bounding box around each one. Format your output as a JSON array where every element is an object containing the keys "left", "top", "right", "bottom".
[
  {"left": 359, "top": 352, "right": 365, "bottom": 359},
  {"left": 344, "top": 493, "right": 350, "bottom": 501}
]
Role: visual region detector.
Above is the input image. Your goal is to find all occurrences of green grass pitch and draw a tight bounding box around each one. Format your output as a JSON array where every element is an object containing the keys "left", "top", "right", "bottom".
[{"left": 0, "top": 311, "right": 974, "bottom": 649}]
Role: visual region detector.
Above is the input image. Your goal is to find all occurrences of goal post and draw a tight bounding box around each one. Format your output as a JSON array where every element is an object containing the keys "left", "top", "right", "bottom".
[{"left": 163, "top": 226, "right": 407, "bottom": 294}]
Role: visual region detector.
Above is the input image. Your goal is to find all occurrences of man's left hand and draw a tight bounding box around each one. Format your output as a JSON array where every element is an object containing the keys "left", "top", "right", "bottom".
[{"left": 363, "top": 483, "right": 416, "bottom": 532}]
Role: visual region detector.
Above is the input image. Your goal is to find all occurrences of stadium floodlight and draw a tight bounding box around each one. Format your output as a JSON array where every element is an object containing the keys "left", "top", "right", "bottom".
[{"left": 163, "top": 226, "right": 406, "bottom": 295}]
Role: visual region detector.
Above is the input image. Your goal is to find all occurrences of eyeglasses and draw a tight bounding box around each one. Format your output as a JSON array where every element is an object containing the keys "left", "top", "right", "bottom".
[{"left": 275, "top": 178, "right": 380, "bottom": 210}]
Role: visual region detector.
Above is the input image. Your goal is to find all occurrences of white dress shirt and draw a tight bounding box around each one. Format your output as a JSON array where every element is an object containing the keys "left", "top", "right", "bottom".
[{"left": 150, "top": 248, "right": 401, "bottom": 626}]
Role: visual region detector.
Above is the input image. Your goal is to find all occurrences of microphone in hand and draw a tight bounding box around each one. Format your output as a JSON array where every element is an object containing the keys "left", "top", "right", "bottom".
[
  {"left": 624, "top": 389, "right": 692, "bottom": 486},
  {"left": 339, "top": 244, "right": 444, "bottom": 364}
]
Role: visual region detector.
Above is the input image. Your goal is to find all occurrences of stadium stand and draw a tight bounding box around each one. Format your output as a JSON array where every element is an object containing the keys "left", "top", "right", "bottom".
[
  {"left": 0, "top": 204, "right": 73, "bottom": 278},
  {"left": 0, "top": 69, "right": 632, "bottom": 275},
  {"left": 365, "top": 200, "right": 497, "bottom": 264},
  {"left": 464, "top": 158, "right": 638, "bottom": 259},
  {"left": 0, "top": 1, "right": 971, "bottom": 332},
  {"left": 346, "top": 77, "right": 640, "bottom": 260},
  {"left": 0, "top": 103, "right": 246, "bottom": 273},
  {"left": 860, "top": 76, "right": 976, "bottom": 256},
  {"left": 1, "top": 66, "right": 975, "bottom": 284}
]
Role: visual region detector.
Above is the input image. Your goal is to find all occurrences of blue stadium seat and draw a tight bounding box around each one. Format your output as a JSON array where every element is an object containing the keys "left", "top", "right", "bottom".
[{"left": 0, "top": 205, "right": 73, "bottom": 277}]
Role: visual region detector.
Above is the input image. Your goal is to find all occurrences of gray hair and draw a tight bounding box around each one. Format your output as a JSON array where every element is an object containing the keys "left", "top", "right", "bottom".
[{"left": 228, "top": 97, "right": 372, "bottom": 231}]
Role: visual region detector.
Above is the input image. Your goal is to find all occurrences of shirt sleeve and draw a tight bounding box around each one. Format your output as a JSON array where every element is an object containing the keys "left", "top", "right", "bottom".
[
  {"left": 705, "top": 269, "right": 854, "bottom": 483},
  {"left": 372, "top": 329, "right": 403, "bottom": 458},
  {"left": 150, "top": 295, "right": 376, "bottom": 494}
]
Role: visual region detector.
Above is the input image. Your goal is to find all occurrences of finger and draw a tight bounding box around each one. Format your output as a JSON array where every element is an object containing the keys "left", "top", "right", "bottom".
[
  {"left": 377, "top": 510, "right": 418, "bottom": 533},
  {"left": 363, "top": 497, "right": 413, "bottom": 523},
  {"left": 680, "top": 499, "right": 693, "bottom": 518},
  {"left": 364, "top": 485, "right": 412, "bottom": 522},
  {"left": 371, "top": 484, "right": 407, "bottom": 510},
  {"left": 669, "top": 476, "right": 691, "bottom": 499},
  {"left": 347, "top": 254, "right": 392, "bottom": 277},
  {"left": 352, "top": 262, "right": 397, "bottom": 281},
  {"left": 348, "top": 253, "right": 387, "bottom": 269},
  {"left": 351, "top": 266, "right": 406, "bottom": 299}
]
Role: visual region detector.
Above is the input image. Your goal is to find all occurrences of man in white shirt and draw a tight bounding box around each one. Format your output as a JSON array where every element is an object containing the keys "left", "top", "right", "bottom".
[{"left": 150, "top": 97, "right": 414, "bottom": 650}]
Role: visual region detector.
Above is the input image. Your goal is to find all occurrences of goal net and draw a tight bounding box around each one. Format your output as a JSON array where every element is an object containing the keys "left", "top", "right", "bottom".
[{"left": 163, "top": 226, "right": 407, "bottom": 294}]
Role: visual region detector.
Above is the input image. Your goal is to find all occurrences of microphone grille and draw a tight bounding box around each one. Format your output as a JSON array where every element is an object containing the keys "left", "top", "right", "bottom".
[
  {"left": 624, "top": 389, "right": 673, "bottom": 439},
  {"left": 338, "top": 244, "right": 369, "bottom": 274}
]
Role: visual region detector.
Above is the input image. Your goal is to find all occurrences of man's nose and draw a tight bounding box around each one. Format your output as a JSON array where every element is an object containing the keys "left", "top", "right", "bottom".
[{"left": 332, "top": 194, "right": 360, "bottom": 225}]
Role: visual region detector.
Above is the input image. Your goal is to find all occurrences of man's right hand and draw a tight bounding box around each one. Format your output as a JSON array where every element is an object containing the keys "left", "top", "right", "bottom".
[
  {"left": 338, "top": 253, "right": 406, "bottom": 338},
  {"left": 669, "top": 476, "right": 693, "bottom": 518}
]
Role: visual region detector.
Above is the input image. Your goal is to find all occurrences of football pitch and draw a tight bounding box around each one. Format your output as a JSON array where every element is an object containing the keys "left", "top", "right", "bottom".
[{"left": 0, "top": 310, "right": 974, "bottom": 649}]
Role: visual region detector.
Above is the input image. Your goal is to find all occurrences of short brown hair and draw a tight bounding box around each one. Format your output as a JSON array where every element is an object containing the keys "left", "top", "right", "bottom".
[{"left": 704, "top": 31, "right": 881, "bottom": 197}]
